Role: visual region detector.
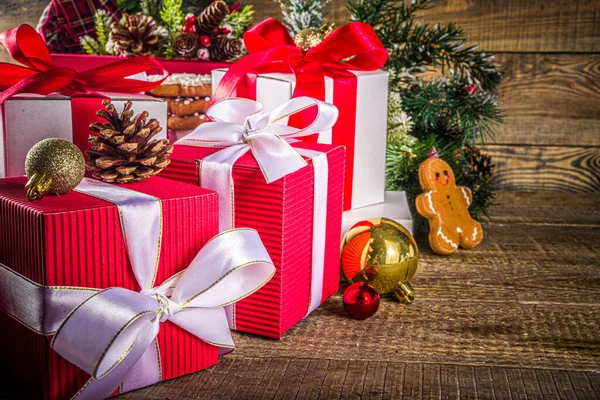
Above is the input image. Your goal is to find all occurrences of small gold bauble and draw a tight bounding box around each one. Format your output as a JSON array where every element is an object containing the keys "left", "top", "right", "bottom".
[
  {"left": 24, "top": 138, "right": 85, "bottom": 201},
  {"left": 294, "top": 23, "right": 334, "bottom": 51},
  {"left": 341, "top": 218, "right": 419, "bottom": 303}
]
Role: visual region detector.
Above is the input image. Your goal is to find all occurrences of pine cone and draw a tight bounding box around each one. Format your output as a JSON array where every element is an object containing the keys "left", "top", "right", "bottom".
[
  {"left": 210, "top": 36, "right": 242, "bottom": 61},
  {"left": 109, "top": 13, "right": 160, "bottom": 57},
  {"left": 85, "top": 100, "right": 172, "bottom": 184},
  {"left": 464, "top": 144, "right": 494, "bottom": 179},
  {"left": 197, "top": 0, "right": 229, "bottom": 35},
  {"left": 174, "top": 33, "right": 199, "bottom": 58}
]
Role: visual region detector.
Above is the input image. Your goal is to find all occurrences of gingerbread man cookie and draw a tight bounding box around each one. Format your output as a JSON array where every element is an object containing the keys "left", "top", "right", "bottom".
[{"left": 416, "top": 157, "right": 483, "bottom": 255}]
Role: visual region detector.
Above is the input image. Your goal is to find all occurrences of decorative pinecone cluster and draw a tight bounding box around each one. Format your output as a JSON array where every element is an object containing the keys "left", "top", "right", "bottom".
[
  {"left": 197, "top": 1, "right": 242, "bottom": 61},
  {"left": 464, "top": 144, "right": 494, "bottom": 179},
  {"left": 172, "top": 2, "right": 242, "bottom": 61},
  {"left": 85, "top": 100, "right": 172, "bottom": 184},
  {"left": 109, "top": 13, "right": 161, "bottom": 57}
]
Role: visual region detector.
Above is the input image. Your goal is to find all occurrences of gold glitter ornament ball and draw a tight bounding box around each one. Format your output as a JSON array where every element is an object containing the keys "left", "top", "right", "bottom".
[
  {"left": 341, "top": 218, "right": 418, "bottom": 303},
  {"left": 294, "top": 23, "right": 334, "bottom": 51},
  {"left": 25, "top": 138, "right": 85, "bottom": 201}
]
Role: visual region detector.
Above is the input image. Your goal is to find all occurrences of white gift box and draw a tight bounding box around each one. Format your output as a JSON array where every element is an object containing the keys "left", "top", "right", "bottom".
[
  {"left": 0, "top": 92, "right": 167, "bottom": 178},
  {"left": 212, "top": 68, "right": 389, "bottom": 211},
  {"left": 341, "top": 191, "right": 414, "bottom": 236}
]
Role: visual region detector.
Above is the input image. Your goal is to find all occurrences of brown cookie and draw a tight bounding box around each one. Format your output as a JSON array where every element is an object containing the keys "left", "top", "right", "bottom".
[
  {"left": 415, "top": 157, "right": 483, "bottom": 255},
  {"left": 180, "top": 85, "right": 211, "bottom": 97},
  {"left": 167, "top": 113, "right": 208, "bottom": 131},
  {"left": 148, "top": 84, "right": 180, "bottom": 97},
  {"left": 167, "top": 97, "right": 211, "bottom": 116},
  {"left": 147, "top": 73, "right": 212, "bottom": 97}
]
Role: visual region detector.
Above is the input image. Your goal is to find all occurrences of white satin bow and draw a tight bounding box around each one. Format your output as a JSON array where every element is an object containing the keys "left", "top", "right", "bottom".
[
  {"left": 48, "top": 228, "right": 274, "bottom": 399},
  {"left": 176, "top": 97, "right": 339, "bottom": 183}
]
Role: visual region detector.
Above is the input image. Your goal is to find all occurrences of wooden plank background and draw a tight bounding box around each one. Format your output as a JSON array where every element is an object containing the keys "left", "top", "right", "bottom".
[{"left": 1, "top": 0, "right": 599, "bottom": 192}]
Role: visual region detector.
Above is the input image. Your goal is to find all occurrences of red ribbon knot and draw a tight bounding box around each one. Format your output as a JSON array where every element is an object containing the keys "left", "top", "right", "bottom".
[{"left": 212, "top": 18, "right": 388, "bottom": 103}]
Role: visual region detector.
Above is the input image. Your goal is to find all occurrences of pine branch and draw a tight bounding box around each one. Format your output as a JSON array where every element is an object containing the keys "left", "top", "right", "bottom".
[
  {"left": 141, "top": 0, "right": 164, "bottom": 22},
  {"left": 223, "top": 5, "right": 255, "bottom": 37},
  {"left": 399, "top": 78, "right": 503, "bottom": 145},
  {"left": 350, "top": 0, "right": 502, "bottom": 221},
  {"left": 79, "top": 35, "right": 104, "bottom": 55},
  {"left": 79, "top": 10, "right": 115, "bottom": 56},
  {"left": 275, "top": 0, "right": 331, "bottom": 36},
  {"left": 160, "top": 0, "right": 185, "bottom": 31},
  {"left": 160, "top": 0, "right": 185, "bottom": 58},
  {"left": 117, "top": 0, "right": 142, "bottom": 13},
  {"left": 94, "top": 10, "right": 113, "bottom": 51}
]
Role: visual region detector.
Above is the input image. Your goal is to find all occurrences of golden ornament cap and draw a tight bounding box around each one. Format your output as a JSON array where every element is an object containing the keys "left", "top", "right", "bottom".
[
  {"left": 341, "top": 218, "right": 419, "bottom": 303},
  {"left": 294, "top": 23, "right": 334, "bottom": 51},
  {"left": 24, "top": 138, "right": 85, "bottom": 201}
]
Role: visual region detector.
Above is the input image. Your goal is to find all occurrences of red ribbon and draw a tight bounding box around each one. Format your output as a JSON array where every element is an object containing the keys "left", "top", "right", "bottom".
[
  {"left": 212, "top": 19, "right": 388, "bottom": 210},
  {"left": 0, "top": 24, "right": 168, "bottom": 104},
  {"left": 213, "top": 18, "right": 387, "bottom": 103}
]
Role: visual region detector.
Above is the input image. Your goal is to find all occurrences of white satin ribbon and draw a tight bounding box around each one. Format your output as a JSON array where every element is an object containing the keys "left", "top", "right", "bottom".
[
  {"left": 295, "top": 148, "right": 329, "bottom": 315},
  {"left": 176, "top": 98, "right": 338, "bottom": 323},
  {"left": 177, "top": 97, "right": 338, "bottom": 184},
  {"left": 0, "top": 178, "right": 275, "bottom": 400}
]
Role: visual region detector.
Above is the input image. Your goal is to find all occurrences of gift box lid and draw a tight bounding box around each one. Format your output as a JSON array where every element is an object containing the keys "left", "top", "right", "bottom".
[{"left": 0, "top": 176, "right": 216, "bottom": 213}]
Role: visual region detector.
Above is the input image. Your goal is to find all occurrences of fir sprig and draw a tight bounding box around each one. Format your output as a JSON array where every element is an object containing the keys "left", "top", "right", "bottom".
[
  {"left": 400, "top": 78, "right": 502, "bottom": 145},
  {"left": 78, "top": 10, "right": 115, "bottom": 55},
  {"left": 223, "top": 5, "right": 255, "bottom": 37},
  {"left": 142, "top": 0, "right": 164, "bottom": 22},
  {"left": 349, "top": 0, "right": 503, "bottom": 222},
  {"left": 275, "top": 0, "right": 331, "bottom": 36},
  {"left": 160, "top": 0, "right": 185, "bottom": 58}
]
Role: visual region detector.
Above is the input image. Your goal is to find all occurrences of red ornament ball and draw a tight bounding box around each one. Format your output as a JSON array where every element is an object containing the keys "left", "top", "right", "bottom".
[
  {"left": 199, "top": 35, "right": 211, "bottom": 47},
  {"left": 343, "top": 282, "right": 380, "bottom": 320}
]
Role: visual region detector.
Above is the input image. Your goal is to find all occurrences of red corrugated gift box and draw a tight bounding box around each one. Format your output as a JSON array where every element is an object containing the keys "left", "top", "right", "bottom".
[
  {"left": 0, "top": 176, "right": 219, "bottom": 399},
  {"left": 161, "top": 141, "right": 345, "bottom": 339}
]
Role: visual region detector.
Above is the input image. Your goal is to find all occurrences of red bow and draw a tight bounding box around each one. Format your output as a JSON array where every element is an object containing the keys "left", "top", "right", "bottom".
[
  {"left": 212, "top": 18, "right": 388, "bottom": 102},
  {"left": 0, "top": 25, "right": 168, "bottom": 104}
]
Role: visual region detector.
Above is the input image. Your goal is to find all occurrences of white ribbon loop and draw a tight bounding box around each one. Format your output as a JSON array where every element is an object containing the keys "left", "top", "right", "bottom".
[
  {"left": 171, "top": 229, "right": 274, "bottom": 308},
  {"left": 208, "top": 98, "right": 262, "bottom": 125},
  {"left": 50, "top": 288, "right": 158, "bottom": 379},
  {"left": 177, "top": 96, "right": 339, "bottom": 184}
]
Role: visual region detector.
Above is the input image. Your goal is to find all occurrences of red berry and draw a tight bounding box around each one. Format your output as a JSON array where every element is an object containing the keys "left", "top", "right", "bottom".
[
  {"left": 220, "top": 26, "right": 232, "bottom": 35},
  {"left": 199, "top": 35, "right": 211, "bottom": 47},
  {"left": 182, "top": 14, "right": 197, "bottom": 33},
  {"left": 185, "top": 13, "right": 197, "bottom": 24},
  {"left": 466, "top": 84, "right": 478, "bottom": 95}
]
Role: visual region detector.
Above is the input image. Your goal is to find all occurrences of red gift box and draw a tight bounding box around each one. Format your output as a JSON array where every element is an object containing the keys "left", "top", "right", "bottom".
[
  {"left": 0, "top": 176, "right": 219, "bottom": 399},
  {"left": 161, "top": 141, "right": 345, "bottom": 339}
]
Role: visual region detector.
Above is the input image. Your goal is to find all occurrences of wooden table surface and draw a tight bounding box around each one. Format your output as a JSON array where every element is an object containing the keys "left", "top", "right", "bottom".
[{"left": 2, "top": 191, "right": 599, "bottom": 399}]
